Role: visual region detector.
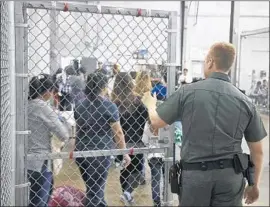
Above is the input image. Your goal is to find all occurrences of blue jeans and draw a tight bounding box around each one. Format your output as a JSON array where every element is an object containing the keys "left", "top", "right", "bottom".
[
  {"left": 119, "top": 154, "right": 144, "bottom": 194},
  {"left": 76, "top": 156, "right": 111, "bottom": 207},
  {"left": 28, "top": 162, "right": 53, "bottom": 207},
  {"left": 148, "top": 157, "right": 164, "bottom": 206}
]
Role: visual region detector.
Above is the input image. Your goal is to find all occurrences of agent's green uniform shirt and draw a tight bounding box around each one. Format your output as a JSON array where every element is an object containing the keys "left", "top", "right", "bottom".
[{"left": 156, "top": 72, "right": 267, "bottom": 163}]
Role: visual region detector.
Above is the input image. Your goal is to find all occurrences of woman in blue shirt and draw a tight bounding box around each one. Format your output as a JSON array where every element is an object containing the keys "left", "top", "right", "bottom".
[{"left": 74, "top": 72, "right": 131, "bottom": 207}]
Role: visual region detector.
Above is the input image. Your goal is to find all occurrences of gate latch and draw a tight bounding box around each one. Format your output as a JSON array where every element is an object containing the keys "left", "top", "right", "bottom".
[
  {"left": 15, "top": 182, "right": 31, "bottom": 188},
  {"left": 166, "top": 29, "right": 177, "bottom": 33},
  {"left": 16, "top": 130, "right": 31, "bottom": 135},
  {"left": 164, "top": 63, "right": 177, "bottom": 67},
  {"left": 15, "top": 23, "right": 28, "bottom": 28},
  {"left": 16, "top": 73, "right": 29, "bottom": 78}
]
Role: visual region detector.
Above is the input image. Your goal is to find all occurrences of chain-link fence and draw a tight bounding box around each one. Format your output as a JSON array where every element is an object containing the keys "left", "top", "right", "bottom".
[
  {"left": 14, "top": 1, "right": 179, "bottom": 206},
  {"left": 0, "top": 2, "right": 12, "bottom": 206},
  {"left": 237, "top": 28, "right": 269, "bottom": 114}
]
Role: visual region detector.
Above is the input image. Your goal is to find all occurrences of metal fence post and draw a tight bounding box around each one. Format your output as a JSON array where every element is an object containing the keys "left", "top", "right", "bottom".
[
  {"left": 0, "top": 2, "right": 13, "bottom": 205},
  {"left": 179, "top": 1, "right": 188, "bottom": 69},
  {"left": 15, "top": 2, "right": 29, "bottom": 206},
  {"left": 163, "top": 11, "right": 178, "bottom": 206},
  {"left": 229, "top": 1, "right": 240, "bottom": 86},
  {"left": 8, "top": 1, "right": 16, "bottom": 206},
  {"left": 50, "top": 1, "right": 60, "bottom": 74}
]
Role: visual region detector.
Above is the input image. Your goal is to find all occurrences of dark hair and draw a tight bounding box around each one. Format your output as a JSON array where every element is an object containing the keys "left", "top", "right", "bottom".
[
  {"left": 78, "top": 67, "right": 86, "bottom": 75},
  {"left": 129, "top": 71, "right": 137, "bottom": 80},
  {"left": 73, "top": 59, "right": 79, "bottom": 71},
  {"left": 65, "top": 65, "right": 77, "bottom": 76},
  {"left": 28, "top": 74, "right": 54, "bottom": 100},
  {"left": 111, "top": 72, "right": 138, "bottom": 114},
  {"left": 52, "top": 68, "right": 63, "bottom": 84},
  {"left": 85, "top": 72, "right": 108, "bottom": 101},
  {"left": 55, "top": 68, "right": 63, "bottom": 75}
]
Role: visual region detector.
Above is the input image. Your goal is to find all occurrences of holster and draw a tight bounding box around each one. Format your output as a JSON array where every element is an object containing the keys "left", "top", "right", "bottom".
[
  {"left": 169, "top": 161, "right": 182, "bottom": 194},
  {"left": 233, "top": 153, "right": 255, "bottom": 186},
  {"left": 244, "top": 155, "right": 255, "bottom": 186},
  {"left": 233, "top": 153, "right": 249, "bottom": 174}
]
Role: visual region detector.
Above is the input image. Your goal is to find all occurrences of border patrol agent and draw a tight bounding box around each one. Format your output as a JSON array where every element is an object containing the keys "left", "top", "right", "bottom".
[{"left": 142, "top": 42, "right": 267, "bottom": 206}]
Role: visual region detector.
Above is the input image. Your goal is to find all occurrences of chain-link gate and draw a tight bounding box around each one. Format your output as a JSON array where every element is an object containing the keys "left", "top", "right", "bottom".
[
  {"left": 0, "top": 2, "right": 12, "bottom": 206},
  {"left": 237, "top": 28, "right": 269, "bottom": 113},
  {"left": 20, "top": 1, "right": 178, "bottom": 206}
]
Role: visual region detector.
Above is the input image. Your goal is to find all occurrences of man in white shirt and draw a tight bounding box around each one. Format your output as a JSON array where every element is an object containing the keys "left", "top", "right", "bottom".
[{"left": 178, "top": 68, "right": 192, "bottom": 85}]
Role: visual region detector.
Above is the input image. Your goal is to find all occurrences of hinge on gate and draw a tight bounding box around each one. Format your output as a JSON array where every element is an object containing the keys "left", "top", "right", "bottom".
[
  {"left": 164, "top": 63, "right": 178, "bottom": 67},
  {"left": 16, "top": 130, "right": 31, "bottom": 135},
  {"left": 165, "top": 29, "right": 178, "bottom": 33},
  {"left": 15, "top": 182, "right": 31, "bottom": 188},
  {"left": 15, "top": 23, "right": 29, "bottom": 28},
  {"left": 163, "top": 157, "right": 174, "bottom": 162},
  {"left": 16, "top": 73, "right": 29, "bottom": 78},
  {"left": 163, "top": 201, "right": 174, "bottom": 206}
]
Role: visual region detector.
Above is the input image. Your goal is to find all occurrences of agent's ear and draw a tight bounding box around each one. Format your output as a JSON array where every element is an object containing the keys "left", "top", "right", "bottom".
[{"left": 207, "top": 58, "right": 214, "bottom": 70}]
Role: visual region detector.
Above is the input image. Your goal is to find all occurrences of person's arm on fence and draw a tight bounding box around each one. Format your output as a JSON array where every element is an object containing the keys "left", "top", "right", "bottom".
[
  {"left": 109, "top": 102, "right": 131, "bottom": 167},
  {"left": 42, "top": 104, "right": 70, "bottom": 142},
  {"left": 111, "top": 122, "right": 126, "bottom": 149},
  {"left": 142, "top": 88, "right": 183, "bottom": 129}
]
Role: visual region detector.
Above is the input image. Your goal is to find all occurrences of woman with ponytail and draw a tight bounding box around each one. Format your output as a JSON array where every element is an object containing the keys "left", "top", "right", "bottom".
[
  {"left": 74, "top": 72, "right": 131, "bottom": 207},
  {"left": 27, "top": 74, "right": 70, "bottom": 207}
]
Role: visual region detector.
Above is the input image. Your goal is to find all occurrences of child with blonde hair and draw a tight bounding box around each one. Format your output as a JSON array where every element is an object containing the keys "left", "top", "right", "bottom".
[{"left": 134, "top": 71, "right": 152, "bottom": 97}]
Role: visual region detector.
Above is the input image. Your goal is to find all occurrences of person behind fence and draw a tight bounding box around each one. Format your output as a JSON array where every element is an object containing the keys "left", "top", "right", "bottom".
[
  {"left": 133, "top": 70, "right": 153, "bottom": 184},
  {"left": 108, "top": 63, "right": 120, "bottom": 96},
  {"left": 69, "top": 66, "right": 87, "bottom": 104},
  {"left": 250, "top": 80, "right": 263, "bottom": 105},
  {"left": 74, "top": 72, "right": 131, "bottom": 207},
  {"left": 52, "top": 68, "right": 63, "bottom": 108},
  {"left": 111, "top": 72, "right": 148, "bottom": 205},
  {"left": 178, "top": 68, "right": 192, "bottom": 85},
  {"left": 134, "top": 70, "right": 152, "bottom": 97},
  {"left": 27, "top": 74, "right": 71, "bottom": 207},
  {"left": 142, "top": 100, "right": 182, "bottom": 207},
  {"left": 142, "top": 100, "right": 164, "bottom": 207},
  {"left": 58, "top": 65, "right": 77, "bottom": 111},
  {"left": 142, "top": 42, "right": 267, "bottom": 206},
  {"left": 261, "top": 79, "right": 268, "bottom": 107},
  {"left": 151, "top": 77, "right": 167, "bottom": 101}
]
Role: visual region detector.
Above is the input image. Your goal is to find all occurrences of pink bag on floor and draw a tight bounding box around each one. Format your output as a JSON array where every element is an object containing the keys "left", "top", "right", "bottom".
[{"left": 48, "top": 186, "right": 85, "bottom": 207}]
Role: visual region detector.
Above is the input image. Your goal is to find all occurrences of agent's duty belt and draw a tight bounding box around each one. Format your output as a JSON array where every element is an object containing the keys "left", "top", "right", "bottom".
[{"left": 181, "top": 159, "right": 234, "bottom": 171}]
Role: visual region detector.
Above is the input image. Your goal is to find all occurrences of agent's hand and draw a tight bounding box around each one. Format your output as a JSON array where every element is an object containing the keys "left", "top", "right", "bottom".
[
  {"left": 123, "top": 154, "right": 131, "bottom": 168},
  {"left": 142, "top": 91, "right": 157, "bottom": 110},
  {"left": 244, "top": 185, "right": 259, "bottom": 204}
]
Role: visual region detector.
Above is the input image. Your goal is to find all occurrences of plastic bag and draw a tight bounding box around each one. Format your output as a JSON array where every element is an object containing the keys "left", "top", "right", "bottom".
[{"left": 48, "top": 186, "right": 85, "bottom": 207}]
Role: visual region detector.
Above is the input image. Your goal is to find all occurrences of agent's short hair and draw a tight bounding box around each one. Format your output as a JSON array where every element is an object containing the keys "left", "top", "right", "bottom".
[{"left": 209, "top": 42, "right": 236, "bottom": 72}]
